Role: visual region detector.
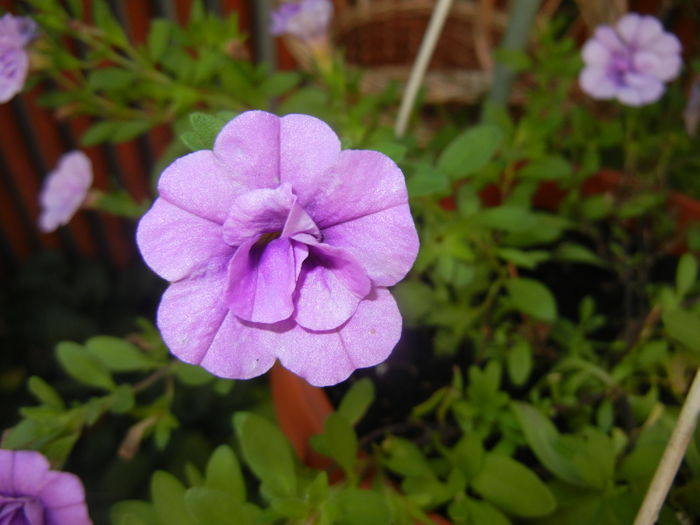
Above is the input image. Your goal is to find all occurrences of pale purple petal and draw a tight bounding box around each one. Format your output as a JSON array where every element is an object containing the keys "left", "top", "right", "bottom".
[
  {"left": 322, "top": 203, "right": 419, "bottom": 287},
  {"left": 581, "top": 40, "right": 610, "bottom": 66},
  {"left": 158, "top": 150, "right": 244, "bottom": 224},
  {"left": 223, "top": 183, "right": 295, "bottom": 246},
  {"left": 46, "top": 503, "right": 92, "bottom": 525},
  {"left": 275, "top": 288, "right": 402, "bottom": 386},
  {"left": 648, "top": 33, "right": 682, "bottom": 56},
  {"left": 616, "top": 13, "right": 643, "bottom": 45},
  {"left": 37, "top": 471, "right": 85, "bottom": 508},
  {"left": 592, "top": 26, "right": 624, "bottom": 53},
  {"left": 38, "top": 151, "right": 92, "bottom": 233},
  {"left": 0, "top": 14, "right": 36, "bottom": 46},
  {"left": 632, "top": 15, "right": 664, "bottom": 47},
  {"left": 282, "top": 200, "right": 321, "bottom": 239},
  {"left": 225, "top": 238, "right": 305, "bottom": 324},
  {"left": 294, "top": 243, "right": 371, "bottom": 331},
  {"left": 579, "top": 67, "right": 617, "bottom": 99},
  {"left": 618, "top": 73, "right": 664, "bottom": 106},
  {"left": 279, "top": 113, "right": 341, "bottom": 206},
  {"left": 634, "top": 50, "right": 681, "bottom": 82},
  {"left": 302, "top": 149, "right": 409, "bottom": 229},
  {"left": 157, "top": 269, "right": 229, "bottom": 365},
  {"left": 0, "top": 41, "right": 28, "bottom": 104},
  {"left": 9, "top": 451, "right": 49, "bottom": 495},
  {"left": 198, "top": 313, "right": 276, "bottom": 379},
  {"left": 213, "top": 111, "right": 281, "bottom": 190},
  {"left": 137, "top": 198, "right": 233, "bottom": 282},
  {"left": 270, "top": 0, "right": 333, "bottom": 42}
]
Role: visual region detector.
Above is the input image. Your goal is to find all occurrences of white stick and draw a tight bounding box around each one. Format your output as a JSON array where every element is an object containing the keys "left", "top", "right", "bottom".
[
  {"left": 394, "top": 0, "right": 454, "bottom": 137},
  {"left": 633, "top": 367, "right": 700, "bottom": 525}
]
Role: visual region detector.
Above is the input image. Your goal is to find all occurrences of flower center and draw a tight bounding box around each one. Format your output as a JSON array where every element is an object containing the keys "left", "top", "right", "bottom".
[{"left": 0, "top": 494, "right": 44, "bottom": 525}]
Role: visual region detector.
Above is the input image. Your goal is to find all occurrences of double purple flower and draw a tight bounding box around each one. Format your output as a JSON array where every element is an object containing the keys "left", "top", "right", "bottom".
[
  {"left": 0, "top": 13, "right": 36, "bottom": 104},
  {"left": 137, "top": 111, "right": 419, "bottom": 386},
  {"left": 0, "top": 449, "right": 92, "bottom": 525},
  {"left": 38, "top": 151, "right": 93, "bottom": 233},
  {"left": 579, "top": 13, "right": 682, "bottom": 106},
  {"left": 270, "top": 0, "right": 333, "bottom": 44}
]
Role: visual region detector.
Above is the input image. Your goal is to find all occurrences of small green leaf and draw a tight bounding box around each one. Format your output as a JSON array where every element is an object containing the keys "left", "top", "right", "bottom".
[
  {"left": 497, "top": 248, "right": 549, "bottom": 269},
  {"left": 676, "top": 253, "right": 698, "bottom": 299},
  {"left": 151, "top": 471, "right": 195, "bottom": 525},
  {"left": 407, "top": 163, "right": 450, "bottom": 197},
  {"left": 185, "top": 487, "right": 243, "bottom": 524},
  {"left": 56, "top": 341, "right": 115, "bottom": 391},
  {"left": 554, "top": 242, "right": 605, "bottom": 267},
  {"left": 86, "top": 336, "right": 156, "bottom": 372},
  {"left": 205, "top": 445, "right": 246, "bottom": 502},
  {"left": 663, "top": 308, "right": 700, "bottom": 352},
  {"left": 451, "top": 434, "right": 484, "bottom": 480},
  {"left": 334, "top": 487, "right": 392, "bottom": 525},
  {"left": 260, "top": 71, "right": 302, "bottom": 97},
  {"left": 448, "top": 497, "right": 511, "bottom": 525},
  {"left": 519, "top": 156, "right": 572, "bottom": 181},
  {"left": 112, "top": 120, "right": 153, "bottom": 143},
  {"left": 505, "top": 278, "right": 557, "bottom": 322},
  {"left": 473, "top": 206, "right": 537, "bottom": 232},
  {"left": 472, "top": 453, "right": 555, "bottom": 518},
  {"left": 147, "top": 19, "right": 172, "bottom": 62},
  {"left": 27, "top": 376, "right": 64, "bottom": 410},
  {"left": 110, "top": 385, "right": 135, "bottom": 414},
  {"left": 507, "top": 340, "right": 532, "bottom": 386},
  {"left": 110, "top": 500, "right": 158, "bottom": 525},
  {"left": 233, "top": 412, "right": 296, "bottom": 497},
  {"left": 437, "top": 125, "right": 504, "bottom": 180},
  {"left": 322, "top": 413, "right": 357, "bottom": 474},
  {"left": 81, "top": 121, "right": 121, "bottom": 146},
  {"left": 337, "top": 378, "right": 375, "bottom": 425},
  {"left": 88, "top": 68, "right": 134, "bottom": 91},
  {"left": 173, "top": 362, "right": 214, "bottom": 386}
]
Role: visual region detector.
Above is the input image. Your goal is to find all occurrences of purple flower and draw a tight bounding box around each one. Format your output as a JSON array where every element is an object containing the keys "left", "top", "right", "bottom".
[
  {"left": 579, "top": 13, "right": 682, "bottom": 106},
  {"left": 0, "top": 13, "right": 36, "bottom": 104},
  {"left": 270, "top": 0, "right": 333, "bottom": 43},
  {"left": 137, "top": 111, "right": 419, "bottom": 386},
  {"left": 38, "top": 151, "right": 93, "bottom": 233},
  {"left": 0, "top": 449, "right": 92, "bottom": 525}
]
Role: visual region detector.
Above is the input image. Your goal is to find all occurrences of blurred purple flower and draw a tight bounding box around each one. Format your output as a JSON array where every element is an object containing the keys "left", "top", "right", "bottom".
[
  {"left": 38, "top": 151, "right": 93, "bottom": 233},
  {"left": 579, "top": 13, "right": 682, "bottom": 106},
  {"left": 0, "top": 449, "right": 92, "bottom": 525},
  {"left": 271, "top": 0, "right": 333, "bottom": 43},
  {"left": 0, "top": 13, "right": 36, "bottom": 103},
  {"left": 137, "top": 111, "right": 419, "bottom": 386}
]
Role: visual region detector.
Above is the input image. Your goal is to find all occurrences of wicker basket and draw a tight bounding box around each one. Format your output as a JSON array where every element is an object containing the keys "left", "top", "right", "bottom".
[{"left": 332, "top": 0, "right": 509, "bottom": 104}]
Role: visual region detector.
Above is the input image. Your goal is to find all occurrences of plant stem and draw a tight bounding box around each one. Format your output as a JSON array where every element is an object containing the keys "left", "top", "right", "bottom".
[
  {"left": 394, "top": 0, "right": 454, "bottom": 137},
  {"left": 633, "top": 367, "right": 700, "bottom": 525}
]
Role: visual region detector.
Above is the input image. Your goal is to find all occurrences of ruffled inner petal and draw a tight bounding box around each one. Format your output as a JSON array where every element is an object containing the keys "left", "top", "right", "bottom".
[
  {"left": 294, "top": 243, "right": 371, "bottom": 331},
  {"left": 225, "top": 238, "right": 308, "bottom": 324},
  {"left": 223, "top": 183, "right": 295, "bottom": 246}
]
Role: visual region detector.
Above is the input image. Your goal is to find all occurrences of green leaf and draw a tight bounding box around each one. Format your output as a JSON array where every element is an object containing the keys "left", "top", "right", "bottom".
[
  {"left": 382, "top": 436, "right": 433, "bottom": 478},
  {"left": 181, "top": 112, "right": 228, "bottom": 151},
  {"left": 185, "top": 487, "right": 243, "bottom": 525},
  {"left": 88, "top": 68, "right": 134, "bottom": 91},
  {"left": 471, "top": 453, "right": 555, "bottom": 518},
  {"left": 27, "top": 376, "right": 64, "bottom": 410},
  {"left": 662, "top": 308, "right": 700, "bottom": 352},
  {"left": 56, "top": 341, "right": 115, "bottom": 391},
  {"left": 337, "top": 378, "right": 375, "bottom": 425},
  {"left": 233, "top": 412, "right": 296, "bottom": 498},
  {"left": 110, "top": 385, "right": 135, "bottom": 414},
  {"left": 85, "top": 336, "right": 156, "bottom": 372},
  {"left": 260, "top": 71, "right": 302, "bottom": 98},
  {"left": 112, "top": 120, "right": 153, "bottom": 143},
  {"left": 93, "top": 0, "right": 128, "bottom": 45},
  {"left": 151, "top": 471, "right": 195, "bottom": 525},
  {"left": 81, "top": 121, "right": 121, "bottom": 146},
  {"left": 472, "top": 206, "right": 537, "bottom": 232},
  {"left": 505, "top": 278, "right": 557, "bottom": 322},
  {"left": 554, "top": 242, "right": 605, "bottom": 267},
  {"left": 497, "top": 248, "right": 549, "bottom": 269},
  {"left": 437, "top": 125, "right": 504, "bottom": 180},
  {"left": 393, "top": 280, "right": 434, "bottom": 326},
  {"left": 173, "top": 362, "right": 214, "bottom": 386},
  {"left": 205, "top": 445, "right": 246, "bottom": 502},
  {"left": 147, "top": 19, "right": 172, "bottom": 62},
  {"left": 407, "top": 163, "right": 450, "bottom": 197},
  {"left": 676, "top": 253, "right": 698, "bottom": 299},
  {"left": 507, "top": 340, "right": 532, "bottom": 386},
  {"left": 451, "top": 434, "right": 484, "bottom": 480},
  {"left": 322, "top": 413, "right": 357, "bottom": 474},
  {"left": 111, "top": 500, "right": 158, "bottom": 525},
  {"left": 448, "top": 497, "right": 511, "bottom": 525},
  {"left": 334, "top": 487, "right": 392, "bottom": 525},
  {"left": 519, "top": 156, "right": 572, "bottom": 181}
]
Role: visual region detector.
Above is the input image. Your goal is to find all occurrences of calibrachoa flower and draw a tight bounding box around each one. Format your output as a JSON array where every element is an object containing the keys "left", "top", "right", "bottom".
[
  {"left": 38, "top": 151, "right": 93, "bottom": 233},
  {"left": 0, "top": 449, "right": 92, "bottom": 524},
  {"left": 271, "top": 0, "right": 333, "bottom": 44},
  {"left": 0, "top": 13, "right": 36, "bottom": 103},
  {"left": 579, "top": 12, "right": 682, "bottom": 106},
  {"left": 137, "top": 111, "right": 419, "bottom": 386}
]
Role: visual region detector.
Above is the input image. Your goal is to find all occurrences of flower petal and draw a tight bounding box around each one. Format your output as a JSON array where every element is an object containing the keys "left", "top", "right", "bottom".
[
  {"left": 294, "top": 243, "right": 371, "bottom": 331},
  {"left": 46, "top": 503, "right": 92, "bottom": 525},
  {"left": 157, "top": 269, "right": 230, "bottom": 365},
  {"left": 225, "top": 238, "right": 307, "bottom": 324},
  {"left": 213, "top": 111, "right": 281, "bottom": 190},
  {"left": 634, "top": 50, "right": 681, "bottom": 82},
  {"left": 579, "top": 67, "right": 617, "bottom": 99},
  {"left": 158, "top": 150, "right": 244, "bottom": 224},
  {"left": 9, "top": 451, "right": 50, "bottom": 495},
  {"left": 275, "top": 288, "right": 402, "bottom": 386},
  {"left": 0, "top": 42, "right": 28, "bottom": 104},
  {"left": 617, "top": 74, "right": 664, "bottom": 106},
  {"left": 279, "top": 113, "right": 341, "bottom": 205},
  {"left": 616, "top": 13, "right": 643, "bottom": 45},
  {"left": 223, "top": 183, "right": 295, "bottom": 246},
  {"left": 592, "top": 26, "right": 624, "bottom": 53},
  {"left": 198, "top": 313, "right": 276, "bottom": 379},
  {"left": 137, "top": 198, "right": 233, "bottom": 282},
  {"left": 633, "top": 15, "right": 664, "bottom": 47},
  {"left": 37, "top": 471, "right": 86, "bottom": 508},
  {"left": 303, "top": 149, "right": 409, "bottom": 228},
  {"left": 321, "top": 202, "right": 418, "bottom": 286},
  {"left": 581, "top": 39, "right": 611, "bottom": 66},
  {"left": 649, "top": 33, "right": 682, "bottom": 56}
]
